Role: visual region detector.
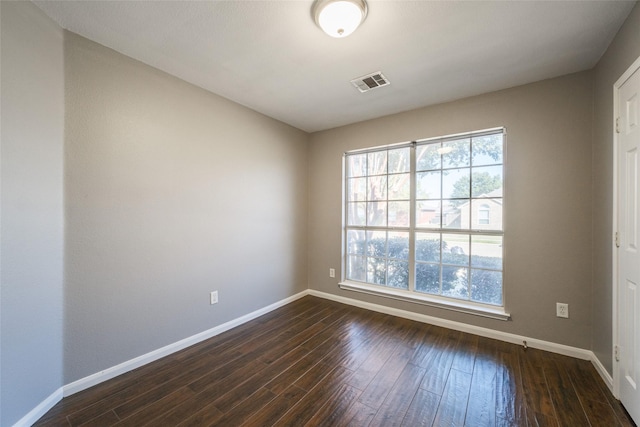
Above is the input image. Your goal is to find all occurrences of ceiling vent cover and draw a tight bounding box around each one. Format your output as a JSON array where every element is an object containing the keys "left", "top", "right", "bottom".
[{"left": 351, "top": 71, "right": 390, "bottom": 93}]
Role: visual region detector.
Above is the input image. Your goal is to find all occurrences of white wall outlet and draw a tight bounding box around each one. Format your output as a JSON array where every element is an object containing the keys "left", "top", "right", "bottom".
[
  {"left": 329, "top": 268, "right": 335, "bottom": 278},
  {"left": 556, "top": 302, "right": 569, "bottom": 318},
  {"left": 210, "top": 291, "right": 218, "bottom": 305}
]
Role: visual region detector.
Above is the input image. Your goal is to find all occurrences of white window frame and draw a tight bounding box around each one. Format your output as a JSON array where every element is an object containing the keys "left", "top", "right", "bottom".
[{"left": 340, "top": 128, "right": 510, "bottom": 321}]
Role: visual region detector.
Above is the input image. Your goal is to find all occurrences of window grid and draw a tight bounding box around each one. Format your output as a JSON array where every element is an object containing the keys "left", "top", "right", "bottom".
[{"left": 345, "top": 128, "right": 504, "bottom": 307}]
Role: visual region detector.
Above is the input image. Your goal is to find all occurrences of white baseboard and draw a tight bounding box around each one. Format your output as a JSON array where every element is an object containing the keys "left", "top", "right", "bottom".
[
  {"left": 309, "top": 289, "right": 596, "bottom": 361},
  {"left": 63, "top": 290, "right": 309, "bottom": 397},
  {"left": 591, "top": 353, "right": 614, "bottom": 393},
  {"left": 12, "top": 387, "right": 63, "bottom": 427}
]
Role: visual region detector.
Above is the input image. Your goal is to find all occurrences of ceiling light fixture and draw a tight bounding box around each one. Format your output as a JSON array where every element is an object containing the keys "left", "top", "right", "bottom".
[{"left": 312, "top": 0, "right": 368, "bottom": 38}]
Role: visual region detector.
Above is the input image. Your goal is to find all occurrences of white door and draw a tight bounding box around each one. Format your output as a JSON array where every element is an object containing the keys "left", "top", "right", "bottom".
[{"left": 617, "top": 60, "right": 640, "bottom": 425}]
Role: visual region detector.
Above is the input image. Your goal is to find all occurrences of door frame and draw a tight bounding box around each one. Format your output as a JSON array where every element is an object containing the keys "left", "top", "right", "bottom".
[{"left": 612, "top": 54, "right": 640, "bottom": 399}]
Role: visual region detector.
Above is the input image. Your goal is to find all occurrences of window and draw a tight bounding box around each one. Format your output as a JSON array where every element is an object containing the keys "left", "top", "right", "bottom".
[
  {"left": 343, "top": 128, "right": 505, "bottom": 317},
  {"left": 478, "top": 204, "right": 490, "bottom": 225}
]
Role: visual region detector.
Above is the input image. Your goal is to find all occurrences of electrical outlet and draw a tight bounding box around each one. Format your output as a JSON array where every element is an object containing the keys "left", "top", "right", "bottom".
[
  {"left": 556, "top": 302, "right": 569, "bottom": 318},
  {"left": 329, "top": 268, "right": 336, "bottom": 278},
  {"left": 210, "top": 291, "right": 218, "bottom": 305}
]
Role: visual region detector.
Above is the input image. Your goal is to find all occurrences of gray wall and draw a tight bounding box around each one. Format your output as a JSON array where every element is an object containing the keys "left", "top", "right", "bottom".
[
  {"left": 0, "top": 2, "right": 65, "bottom": 425},
  {"left": 592, "top": 2, "right": 640, "bottom": 375},
  {"left": 308, "top": 71, "right": 594, "bottom": 349},
  {"left": 64, "top": 33, "right": 308, "bottom": 383}
]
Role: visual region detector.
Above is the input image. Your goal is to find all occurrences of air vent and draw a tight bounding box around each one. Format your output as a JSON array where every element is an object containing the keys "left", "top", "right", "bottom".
[{"left": 351, "top": 71, "right": 390, "bottom": 93}]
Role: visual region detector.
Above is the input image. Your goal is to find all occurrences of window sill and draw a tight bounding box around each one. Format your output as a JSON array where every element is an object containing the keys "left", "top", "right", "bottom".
[{"left": 338, "top": 281, "right": 511, "bottom": 321}]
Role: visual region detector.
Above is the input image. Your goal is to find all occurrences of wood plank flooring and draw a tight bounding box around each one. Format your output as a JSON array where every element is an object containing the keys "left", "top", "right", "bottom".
[{"left": 34, "top": 296, "right": 636, "bottom": 426}]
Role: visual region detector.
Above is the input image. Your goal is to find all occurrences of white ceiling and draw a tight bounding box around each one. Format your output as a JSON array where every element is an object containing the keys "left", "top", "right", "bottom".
[{"left": 34, "top": 0, "right": 636, "bottom": 133}]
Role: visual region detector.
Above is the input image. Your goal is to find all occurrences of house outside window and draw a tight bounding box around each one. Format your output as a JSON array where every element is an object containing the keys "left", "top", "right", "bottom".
[{"left": 343, "top": 128, "right": 505, "bottom": 315}]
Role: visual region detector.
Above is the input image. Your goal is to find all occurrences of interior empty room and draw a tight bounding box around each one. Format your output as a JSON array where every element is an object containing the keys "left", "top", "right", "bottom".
[{"left": 2, "top": 0, "right": 640, "bottom": 426}]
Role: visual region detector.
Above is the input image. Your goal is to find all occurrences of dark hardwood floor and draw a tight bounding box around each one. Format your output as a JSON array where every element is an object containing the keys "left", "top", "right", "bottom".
[{"left": 35, "top": 296, "right": 635, "bottom": 426}]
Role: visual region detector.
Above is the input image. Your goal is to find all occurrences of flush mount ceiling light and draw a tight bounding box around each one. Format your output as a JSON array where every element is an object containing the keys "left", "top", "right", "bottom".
[{"left": 312, "top": 0, "right": 368, "bottom": 38}]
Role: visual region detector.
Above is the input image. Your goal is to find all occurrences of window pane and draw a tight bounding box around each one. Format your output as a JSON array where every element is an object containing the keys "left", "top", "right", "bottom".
[
  {"left": 347, "top": 230, "right": 366, "bottom": 255},
  {"left": 347, "top": 154, "right": 367, "bottom": 177},
  {"left": 368, "top": 176, "right": 387, "bottom": 201},
  {"left": 367, "top": 231, "right": 386, "bottom": 257},
  {"left": 442, "top": 234, "right": 470, "bottom": 266},
  {"left": 367, "top": 201, "right": 387, "bottom": 226},
  {"left": 442, "top": 168, "right": 470, "bottom": 199},
  {"left": 388, "top": 147, "right": 410, "bottom": 173},
  {"left": 368, "top": 151, "right": 387, "bottom": 176},
  {"left": 472, "top": 134, "right": 503, "bottom": 166},
  {"left": 416, "top": 263, "right": 440, "bottom": 294},
  {"left": 387, "top": 260, "right": 409, "bottom": 289},
  {"left": 417, "top": 171, "right": 441, "bottom": 199},
  {"left": 471, "top": 166, "right": 503, "bottom": 198},
  {"left": 416, "top": 232, "right": 440, "bottom": 262},
  {"left": 347, "top": 177, "right": 367, "bottom": 202},
  {"left": 416, "top": 144, "right": 441, "bottom": 171},
  {"left": 388, "top": 201, "right": 410, "bottom": 227},
  {"left": 471, "top": 269, "right": 502, "bottom": 305},
  {"left": 471, "top": 235, "right": 502, "bottom": 269},
  {"left": 347, "top": 255, "right": 366, "bottom": 281},
  {"left": 367, "top": 257, "right": 386, "bottom": 285},
  {"left": 471, "top": 199, "right": 502, "bottom": 231},
  {"left": 347, "top": 202, "right": 366, "bottom": 226},
  {"left": 442, "top": 138, "right": 471, "bottom": 169},
  {"left": 442, "top": 266, "right": 469, "bottom": 300},
  {"left": 416, "top": 201, "right": 441, "bottom": 228},
  {"left": 388, "top": 232, "right": 409, "bottom": 260},
  {"left": 442, "top": 200, "right": 470, "bottom": 229},
  {"left": 388, "top": 173, "right": 410, "bottom": 200}
]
